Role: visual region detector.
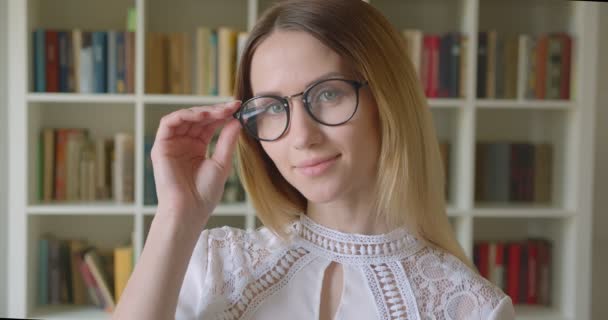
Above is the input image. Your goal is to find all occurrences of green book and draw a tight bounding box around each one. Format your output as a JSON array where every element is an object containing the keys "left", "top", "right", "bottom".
[{"left": 127, "top": 8, "right": 137, "bottom": 32}]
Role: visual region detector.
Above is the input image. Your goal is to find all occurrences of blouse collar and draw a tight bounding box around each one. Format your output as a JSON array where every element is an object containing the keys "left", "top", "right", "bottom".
[{"left": 290, "top": 213, "right": 424, "bottom": 265}]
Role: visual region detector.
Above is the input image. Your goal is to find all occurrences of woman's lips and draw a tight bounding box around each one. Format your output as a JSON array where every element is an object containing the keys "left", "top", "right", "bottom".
[{"left": 294, "top": 154, "right": 341, "bottom": 177}]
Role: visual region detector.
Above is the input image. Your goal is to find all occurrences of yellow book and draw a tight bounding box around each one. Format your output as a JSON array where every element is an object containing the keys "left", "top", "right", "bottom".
[
  {"left": 196, "top": 27, "right": 211, "bottom": 95},
  {"left": 218, "top": 27, "right": 238, "bottom": 97},
  {"left": 114, "top": 246, "right": 133, "bottom": 302}
]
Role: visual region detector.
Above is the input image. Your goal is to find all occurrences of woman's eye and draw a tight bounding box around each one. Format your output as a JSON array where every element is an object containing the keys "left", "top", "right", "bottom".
[
  {"left": 267, "top": 103, "right": 285, "bottom": 114},
  {"left": 318, "top": 90, "right": 340, "bottom": 102}
]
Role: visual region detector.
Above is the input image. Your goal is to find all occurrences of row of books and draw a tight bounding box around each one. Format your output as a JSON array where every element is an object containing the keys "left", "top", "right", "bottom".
[
  {"left": 37, "top": 127, "right": 247, "bottom": 205},
  {"left": 38, "top": 129, "right": 134, "bottom": 203},
  {"left": 475, "top": 142, "right": 552, "bottom": 203},
  {"left": 37, "top": 235, "right": 134, "bottom": 312},
  {"left": 143, "top": 133, "right": 247, "bottom": 205},
  {"left": 477, "top": 31, "right": 573, "bottom": 100},
  {"left": 474, "top": 239, "right": 552, "bottom": 305},
  {"left": 402, "top": 30, "right": 467, "bottom": 98},
  {"left": 146, "top": 27, "right": 248, "bottom": 96},
  {"left": 31, "top": 8, "right": 136, "bottom": 93},
  {"left": 32, "top": 29, "right": 136, "bottom": 94}
]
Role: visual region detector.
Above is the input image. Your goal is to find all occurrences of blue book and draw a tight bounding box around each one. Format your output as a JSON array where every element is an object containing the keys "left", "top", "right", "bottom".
[
  {"left": 92, "top": 31, "right": 108, "bottom": 93},
  {"left": 33, "top": 29, "right": 46, "bottom": 92}
]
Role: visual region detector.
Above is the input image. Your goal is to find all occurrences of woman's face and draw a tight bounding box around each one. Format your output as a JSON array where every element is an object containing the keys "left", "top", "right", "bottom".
[{"left": 250, "top": 30, "right": 381, "bottom": 205}]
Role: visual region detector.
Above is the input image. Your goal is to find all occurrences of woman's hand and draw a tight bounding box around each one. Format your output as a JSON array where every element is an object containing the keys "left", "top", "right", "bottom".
[{"left": 150, "top": 100, "right": 242, "bottom": 230}]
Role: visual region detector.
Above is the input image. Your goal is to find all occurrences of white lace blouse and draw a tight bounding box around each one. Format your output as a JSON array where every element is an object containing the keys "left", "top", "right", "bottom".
[{"left": 176, "top": 214, "right": 515, "bottom": 320}]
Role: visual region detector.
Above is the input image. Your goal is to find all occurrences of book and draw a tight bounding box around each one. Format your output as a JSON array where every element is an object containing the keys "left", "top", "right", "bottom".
[
  {"left": 113, "top": 132, "right": 134, "bottom": 203},
  {"left": 113, "top": 246, "right": 134, "bottom": 302},
  {"left": 83, "top": 248, "right": 116, "bottom": 312}
]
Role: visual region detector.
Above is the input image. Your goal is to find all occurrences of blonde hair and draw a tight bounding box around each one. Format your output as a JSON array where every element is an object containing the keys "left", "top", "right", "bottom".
[{"left": 233, "top": 0, "right": 472, "bottom": 268}]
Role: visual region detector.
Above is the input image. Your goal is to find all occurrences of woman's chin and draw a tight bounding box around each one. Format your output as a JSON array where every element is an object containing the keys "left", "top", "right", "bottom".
[{"left": 300, "top": 188, "right": 341, "bottom": 204}]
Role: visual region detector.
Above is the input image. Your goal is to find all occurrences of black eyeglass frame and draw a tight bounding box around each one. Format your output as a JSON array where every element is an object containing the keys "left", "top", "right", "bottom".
[{"left": 232, "top": 78, "right": 369, "bottom": 142}]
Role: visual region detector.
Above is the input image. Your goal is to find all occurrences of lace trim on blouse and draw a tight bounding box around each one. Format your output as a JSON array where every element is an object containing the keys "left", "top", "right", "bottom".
[
  {"left": 292, "top": 213, "right": 425, "bottom": 265},
  {"left": 214, "top": 247, "right": 314, "bottom": 320}
]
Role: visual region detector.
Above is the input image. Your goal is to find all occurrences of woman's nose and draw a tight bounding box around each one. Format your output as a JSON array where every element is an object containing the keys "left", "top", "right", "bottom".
[{"left": 285, "top": 97, "right": 323, "bottom": 149}]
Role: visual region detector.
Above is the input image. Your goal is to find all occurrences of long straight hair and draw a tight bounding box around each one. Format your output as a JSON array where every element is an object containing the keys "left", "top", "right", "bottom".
[{"left": 232, "top": 0, "right": 472, "bottom": 268}]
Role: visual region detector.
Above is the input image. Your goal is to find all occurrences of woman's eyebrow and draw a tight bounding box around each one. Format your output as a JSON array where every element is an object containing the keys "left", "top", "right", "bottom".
[{"left": 253, "top": 71, "right": 346, "bottom": 96}]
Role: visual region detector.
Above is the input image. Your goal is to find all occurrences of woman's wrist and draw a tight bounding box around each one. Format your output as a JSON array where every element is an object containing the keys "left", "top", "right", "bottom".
[{"left": 152, "top": 207, "right": 208, "bottom": 244}]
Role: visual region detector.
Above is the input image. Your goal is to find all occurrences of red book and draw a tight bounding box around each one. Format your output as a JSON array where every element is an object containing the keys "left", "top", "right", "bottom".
[
  {"left": 539, "top": 240, "right": 552, "bottom": 305},
  {"left": 422, "top": 35, "right": 433, "bottom": 97},
  {"left": 559, "top": 33, "right": 572, "bottom": 100},
  {"left": 535, "top": 35, "right": 548, "bottom": 99},
  {"left": 422, "top": 35, "right": 440, "bottom": 98},
  {"left": 45, "top": 30, "right": 59, "bottom": 92},
  {"left": 478, "top": 242, "right": 490, "bottom": 279},
  {"left": 527, "top": 240, "right": 539, "bottom": 304},
  {"left": 53, "top": 129, "right": 69, "bottom": 201},
  {"left": 429, "top": 35, "right": 440, "bottom": 98},
  {"left": 507, "top": 243, "right": 522, "bottom": 303}
]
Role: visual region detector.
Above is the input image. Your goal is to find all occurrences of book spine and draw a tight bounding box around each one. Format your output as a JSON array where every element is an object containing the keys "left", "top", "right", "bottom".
[
  {"left": 507, "top": 243, "right": 521, "bottom": 303},
  {"left": 107, "top": 31, "right": 117, "bottom": 93},
  {"left": 477, "top": 32, "right": 487, "bottom": 98},
  {"left": 45, "top": 30, "right": 59, "bottom": 92},
  {"left": 58, "top": 31, "right": 70, "bottom": 92},
  {"left": 92, "top": 31, "right": 108, "bottom": 93},
  {"left": 34, "top": 28, "right": 46, "bottom": 92}
]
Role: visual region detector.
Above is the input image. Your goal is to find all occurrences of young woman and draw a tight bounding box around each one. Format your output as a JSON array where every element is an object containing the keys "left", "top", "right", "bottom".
[{"left": 113, "top": 0, "right": 515, "bottom": 319}]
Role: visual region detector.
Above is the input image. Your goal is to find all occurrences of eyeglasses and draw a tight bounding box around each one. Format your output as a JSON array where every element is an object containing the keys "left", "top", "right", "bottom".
[{"left": 233, "top": 78, "right": 369, "bottom": 141}]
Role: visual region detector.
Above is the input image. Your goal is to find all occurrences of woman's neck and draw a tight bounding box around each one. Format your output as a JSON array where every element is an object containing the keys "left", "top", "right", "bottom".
[{"left": 305, "top": 200, "right": 392, "bottom": 235}]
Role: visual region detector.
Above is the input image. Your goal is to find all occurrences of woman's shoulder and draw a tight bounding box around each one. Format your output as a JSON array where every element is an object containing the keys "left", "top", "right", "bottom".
[
  {"left": 403, "top": 243, "right": 515, "bottom": 319},
  {"left": 201, "top": 224, "right": 290, "bottom": 253},
  {"left": 177, "top": 224, "right": 292, "bottom": 319},
  {"left": 192, "top": 223, "right": 292, "bottom": 276}
]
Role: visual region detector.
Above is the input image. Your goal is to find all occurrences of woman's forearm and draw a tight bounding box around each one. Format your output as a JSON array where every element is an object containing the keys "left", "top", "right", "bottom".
[{"left": 112, "top": 211, "right": 203, "bottom": 320}]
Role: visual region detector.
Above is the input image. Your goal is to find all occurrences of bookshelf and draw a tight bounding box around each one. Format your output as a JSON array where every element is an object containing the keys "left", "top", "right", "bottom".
[
  {"left": 0, "top": 0, "right": 9, "bottom": 316},
  {"left": 5, "top": 0, "right": 600, "bottom": 319}
]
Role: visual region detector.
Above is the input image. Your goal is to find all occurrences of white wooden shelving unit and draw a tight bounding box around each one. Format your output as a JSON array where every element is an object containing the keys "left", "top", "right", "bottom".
[
  {"left": 5, "top": 0, "right": 600, "bottom": 319},
  {"left": 0, "top": 0, "right": 9, "bottom": 316}
]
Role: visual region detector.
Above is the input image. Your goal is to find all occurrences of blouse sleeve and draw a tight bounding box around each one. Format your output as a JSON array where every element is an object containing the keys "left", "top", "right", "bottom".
[
  {"left": 488, "top": 295, "right": 516, "bottom": 320},
  {"left": 175, "top": 228, "right": 210, "bottom": 319}
]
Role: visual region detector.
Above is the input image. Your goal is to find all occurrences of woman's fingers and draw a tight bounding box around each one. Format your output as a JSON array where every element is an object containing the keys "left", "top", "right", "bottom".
[{"left": 155, "top": 100, "right": 241, "bottom": 141}]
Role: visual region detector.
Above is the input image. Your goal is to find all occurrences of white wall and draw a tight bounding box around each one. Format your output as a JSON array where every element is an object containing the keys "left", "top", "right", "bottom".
[
  {"left": 0, "top": 0, "right": 8, "bottom": 316},
  {"left": 591, "top": 3, "right": 608, "bottom": 320}
]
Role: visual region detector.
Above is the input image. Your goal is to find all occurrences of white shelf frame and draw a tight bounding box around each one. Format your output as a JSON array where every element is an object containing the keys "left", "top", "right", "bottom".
[{"left": 5, "top": 0, "right": 600, "bottom": 319}]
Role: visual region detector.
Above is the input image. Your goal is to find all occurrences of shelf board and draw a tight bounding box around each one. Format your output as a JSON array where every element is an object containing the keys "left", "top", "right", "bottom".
[
  {"left": 30, "top": 305, "right": 111, "bottom": 320},
  {"left": 446, "top": 206, "right": 465, "bottom": 216},
  {"left": 427, "top": 98, "right": 466, "bottom": 108},
  {"left": 142, "top": 202, "right": 250, "bottom": 215},
  {"left": 472, "top": 204, "right": 574, "bottom": 218},
  {"left": 27, "top": 202, "right": 136, "bottom": 215},
  {"left": 476, "top": 99, "right": 573, "bottom": 109},
  {"left": 515, "top": 305, "right": 568, "bottom": 320},
  {"left": 27, "top": 93, "right": 136, "bottom": 104},
  {"left": 144, "top": 94, "right": 233, "bottom": 105}
]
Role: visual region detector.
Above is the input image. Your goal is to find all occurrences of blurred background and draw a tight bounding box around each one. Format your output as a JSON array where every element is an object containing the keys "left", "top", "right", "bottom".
[{"left": 0, "top": 0, "right": 607, "bottom": 319}]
